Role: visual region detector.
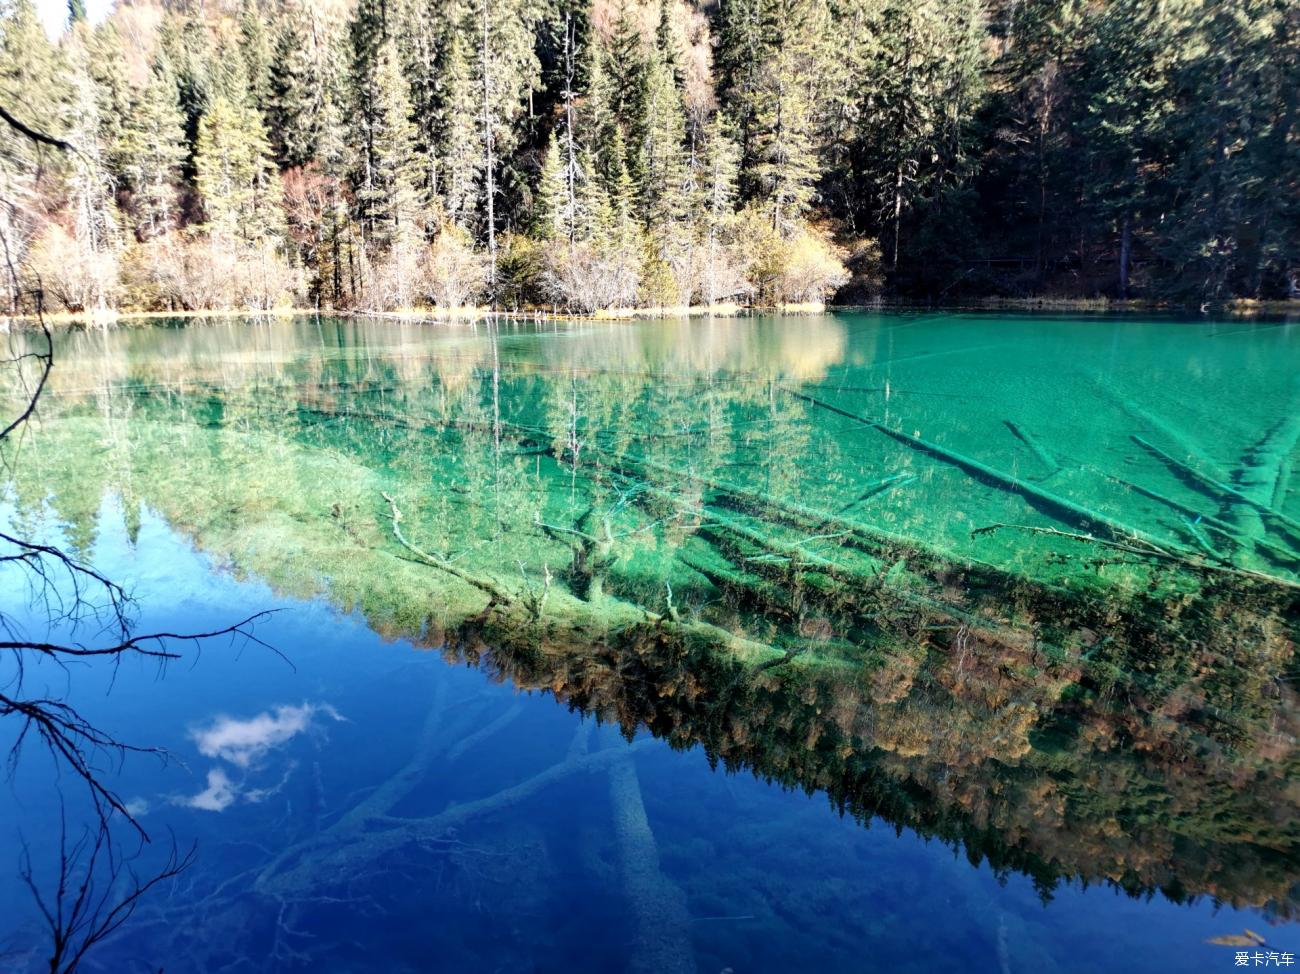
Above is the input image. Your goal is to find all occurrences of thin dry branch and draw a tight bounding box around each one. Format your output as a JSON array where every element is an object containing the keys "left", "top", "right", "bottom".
[{"left": 20, "top": 813, "right": 194, "bottom": 974}]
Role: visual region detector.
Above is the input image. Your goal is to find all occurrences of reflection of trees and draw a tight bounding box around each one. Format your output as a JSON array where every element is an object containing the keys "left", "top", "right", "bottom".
[
  {"left": 0, "top": 312, "right": 275, "bottom": 972},
  {"left": 6, "top": 313, "right": 1300, "bottom": 921}
]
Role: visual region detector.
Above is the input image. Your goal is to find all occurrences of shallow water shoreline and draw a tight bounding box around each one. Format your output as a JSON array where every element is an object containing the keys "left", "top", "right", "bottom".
[{"left": 9, "top": 296, "right": 1299, "bottom": 329}]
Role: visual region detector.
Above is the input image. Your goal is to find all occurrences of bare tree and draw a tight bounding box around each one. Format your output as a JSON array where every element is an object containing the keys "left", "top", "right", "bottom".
[{"left": 19, "top": 809, "right": 195, "bottom": 974}]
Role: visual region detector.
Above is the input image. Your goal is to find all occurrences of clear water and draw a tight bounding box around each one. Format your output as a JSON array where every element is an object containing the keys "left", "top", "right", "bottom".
[{"left": 1, "top": 311, "right": 1298, "bottom": 973}]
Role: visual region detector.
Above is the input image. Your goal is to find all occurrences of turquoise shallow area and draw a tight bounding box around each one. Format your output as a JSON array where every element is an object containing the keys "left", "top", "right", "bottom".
[{"left": 0, "top": 311, "right": 1297, "bottom": 972}]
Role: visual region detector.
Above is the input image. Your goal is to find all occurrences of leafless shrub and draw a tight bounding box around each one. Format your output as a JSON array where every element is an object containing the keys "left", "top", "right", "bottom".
[
  {"left": 24, "top": 224, "right": 119, "bottom": 313},
  {"left": 542, "top": 240, "right": 640, "bottom": 313}
]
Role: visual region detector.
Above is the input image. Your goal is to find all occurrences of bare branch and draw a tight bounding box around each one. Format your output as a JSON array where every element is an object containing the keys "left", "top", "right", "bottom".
[{"left": 0, "top": 103, "right": 73, "bottom": 153}]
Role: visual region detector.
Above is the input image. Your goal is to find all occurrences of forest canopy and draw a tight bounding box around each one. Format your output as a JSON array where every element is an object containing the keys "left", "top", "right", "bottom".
[{"left": 0, "top": 0, "right": 1295, "bottom": 315}]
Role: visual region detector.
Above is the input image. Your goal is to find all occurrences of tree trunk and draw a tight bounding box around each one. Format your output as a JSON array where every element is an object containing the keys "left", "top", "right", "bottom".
[
  {"left": 892, "top": 163, "right": 903, "bottom": 270},
  {"left": 1118, "top": 210, "right": 1131, "bottom": 298},
  {"left": 481, "top": 0, "right": 497, "bottom": 288}
]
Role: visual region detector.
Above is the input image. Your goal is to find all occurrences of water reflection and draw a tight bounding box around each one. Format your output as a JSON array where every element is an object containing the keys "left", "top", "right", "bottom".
[{"left": 2, "top": 312, "right": 1299, "bottom": 951}]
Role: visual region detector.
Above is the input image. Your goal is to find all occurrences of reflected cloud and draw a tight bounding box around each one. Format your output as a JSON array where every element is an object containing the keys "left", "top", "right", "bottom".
[
  {"left": 191, "top": 702, "right": 343, "bottom": 768},
  {"left": 179, "top": 702, "right": 342, "bottom": 812},
  {"left": 179, "top": 764, "right": 297, "bottom": 812},
  {"left": 182, "top": 768, "right": 239, "bottom": 812}
]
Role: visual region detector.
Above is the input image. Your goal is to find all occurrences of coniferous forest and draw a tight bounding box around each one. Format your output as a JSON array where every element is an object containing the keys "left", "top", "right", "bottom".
[{"left": 1, "top": 0, "right": 1296, "bottom": 315}]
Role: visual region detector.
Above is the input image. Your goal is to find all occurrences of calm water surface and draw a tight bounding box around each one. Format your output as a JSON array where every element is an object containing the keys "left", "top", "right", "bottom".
[{"left": 1, "top": 311, "right": 1298, "bottom": 972}]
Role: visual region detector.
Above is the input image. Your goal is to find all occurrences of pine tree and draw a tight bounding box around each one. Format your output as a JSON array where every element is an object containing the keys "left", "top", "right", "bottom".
[
  {"left": 437, "top": 4, "right": 482, "bottom": 229},
  {"left": 119, "top": 55, "right": 187, "bottom": 238},
  {"left": 746, "top": 0, "right": 830, "bottom": 233},
  {"left": 355, "top": 38, "right": 423, "bottom": 250},
  {"left": 534, "top": 129, "right": 567, "bottom": 240},
  {"left": 195, "top": 94, "right": 283, "bottom": 243}
]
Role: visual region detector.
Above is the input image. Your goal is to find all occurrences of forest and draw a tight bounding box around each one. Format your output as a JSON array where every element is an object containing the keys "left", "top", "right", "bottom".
[{"left": 0, "top": 0, "right": 1295, "bottom": 315}]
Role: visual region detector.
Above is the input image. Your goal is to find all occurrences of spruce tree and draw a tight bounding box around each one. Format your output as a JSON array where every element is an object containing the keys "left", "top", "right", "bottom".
[
  {"left": 534, "top": 129, "right": 567, "bottom": 240},
  {"left": 355, "top": 37, "right": 423, "bottom": 251},
  {"left": 698, "top": 112, "right": 740, "bottom": 235},
  {"left": 470, "top": 0, "right": 541, "bottom": 280},
  {"left": 119, "top": 55, "right": 188, "bottom": 238},
  {"left": 0, "top": 0, "right": 66, "bottom": 306},
  {"left": 696, "top": 112, "right": 742, "bottom": 304},
  {"left": 580, "top": 26, "right": 621, "bottom": 191},
  {"left": 746, "top": 0, "right": 830, "bottom": 233},
  {"left": 195, "top": 94, "right": 283, "bottom": 243},
  {"left": 239, "top": 0, "right": 274, "bottom": 120},
  {"left": 63, "top": 34, "right": 122, "bottom": 301},
  {"left": 639, "top": 40, "right": 689, "bottom": 229},
  {"left": 437, "top": 9, "right": 483, "bottom": 230},
  {"left": 655, "top": 0, "right": 684, "bottom": 91},
  {"left": 1082, "top": 0, "right": 1182, "bottom": 297},
  {"left": 715, "top": 0, "right": 763, "bottom": 158},
  {"left": 267, "top": 1, "right": 332, "bottom": 169},
  {"left": 606, "top": 1, "right": 648, "bottom": 183},
  {"left": 161, "top": 13, "right": 216, "bottom": 174}
]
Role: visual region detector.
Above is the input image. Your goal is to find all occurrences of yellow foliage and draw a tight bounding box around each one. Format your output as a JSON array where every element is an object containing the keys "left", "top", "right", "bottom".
[{"left": 735, "top": 207, "right": 851, "bottom": 305}]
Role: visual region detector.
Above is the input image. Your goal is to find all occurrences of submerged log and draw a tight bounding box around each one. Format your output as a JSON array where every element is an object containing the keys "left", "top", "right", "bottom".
[
  {"left": 608, "top": 745, "right": 697, "bottom": 974},
  {"left": 1092, "top": 381, "right": 1229, "bottom": 481},
  {"left": 1132, "top": 436, "right": 1300, "bottom": 539},
  {"left": 784, "top": 387, "right": 1185, "bottom": 554},
  {"left": 1003, "top": 420, "right": 1061, "bottom": 480},
  {"left": 1235, "top": 388, "right": 1300, "bottom": 509}
]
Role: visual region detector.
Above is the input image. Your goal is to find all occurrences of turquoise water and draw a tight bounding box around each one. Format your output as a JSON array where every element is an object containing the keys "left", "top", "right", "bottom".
[{"left": 1, "top": 311, "right": 1298, "bottom": 972}]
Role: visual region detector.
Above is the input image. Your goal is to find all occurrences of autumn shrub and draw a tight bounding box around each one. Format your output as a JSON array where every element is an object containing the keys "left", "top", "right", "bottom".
[
  {"left": 26, "top": 223, "right": 120, "bottom": 312},
  {"left": 122, "top": 232, "right": 301, "bottom": 311},
  {"left": 494, "top": 233, "right": 546, "bottom": 310},
  {"left": 421, "top": 226, "right": 488, "bottom": 309},
  {"left": 738, "top": 208, "right": 850, "bottom": 305},
  {"left": 542, "top": 241, "right": 640, "bottom": 313}
]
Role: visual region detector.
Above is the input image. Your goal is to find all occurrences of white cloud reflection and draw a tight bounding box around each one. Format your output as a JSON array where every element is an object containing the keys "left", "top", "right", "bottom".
[
  {"left": 179, "top": 701, "right": 342, "bottom": 812},
  {"left": 183, "top": 768, "right": 239, "bottom": 812},
  {"left": 179, "top": 764, "right": 297, "bottom": 812},
  {"left": 191, "top": 702, "right": 342, "bottom": 768}
]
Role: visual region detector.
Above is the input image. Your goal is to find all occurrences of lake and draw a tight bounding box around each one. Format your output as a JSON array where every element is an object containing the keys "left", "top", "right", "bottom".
[{"left": 1, "top": 311, "right": 1298, "bottom": 973}]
